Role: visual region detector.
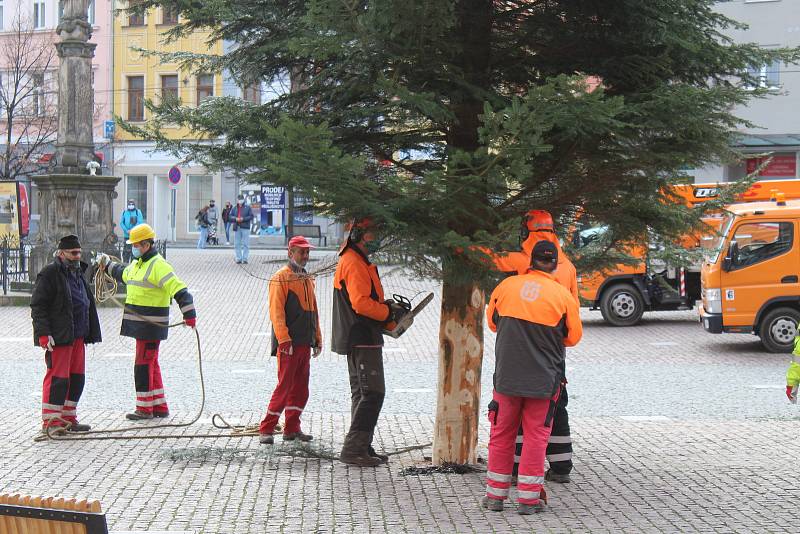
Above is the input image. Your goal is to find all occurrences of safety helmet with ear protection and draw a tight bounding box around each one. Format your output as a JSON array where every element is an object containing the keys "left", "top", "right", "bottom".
[
  {"left": 338, "top": 218, "right": 374, "bottom": 255},
  {"left": 520, "top": 210, "right": 554, "bottom": 241}
]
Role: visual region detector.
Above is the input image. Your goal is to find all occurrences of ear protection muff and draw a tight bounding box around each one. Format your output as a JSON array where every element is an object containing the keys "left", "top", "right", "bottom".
[
  {"left": 520, "top": 215, "right": 531, "bottom": 243},
  {"left": 349, "top": 224, "right": 365, "bottom": 244}
]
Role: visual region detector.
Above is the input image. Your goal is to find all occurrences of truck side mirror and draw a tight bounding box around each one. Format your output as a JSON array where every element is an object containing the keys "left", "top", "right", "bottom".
[{"left": 722, "top": 240, "right": 739, "bottom": 272}]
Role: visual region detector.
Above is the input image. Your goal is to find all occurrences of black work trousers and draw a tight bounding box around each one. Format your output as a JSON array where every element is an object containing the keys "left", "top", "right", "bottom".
[
  {"left": 513, "top": 385, "right": 572, "bottom": 476},
  {"left": 345, "top": 346, "right": 385, "bottom": 443}
]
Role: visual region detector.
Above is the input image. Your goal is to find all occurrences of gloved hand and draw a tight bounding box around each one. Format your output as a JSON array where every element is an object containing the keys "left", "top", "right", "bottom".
[
  {"left": 787, "top": 385, "right": 796, "bottom": 402},
  {"left": 278, "top": 341, "right": 293, "bottom": 357},
  {"left": 94, "top": 253, "right": 111, "bottom": 268},
  {"left": 387, "top": 301, "right": 408, "bottom": 322},
  {"left": 312, "top": 345, "right": 322, "bottom": 358},
  {"left": 39, "top": 335, "right": 54, "bottom": 351},
  {"left": 184, "top": 317, "right": 196, "bottom": 329}
]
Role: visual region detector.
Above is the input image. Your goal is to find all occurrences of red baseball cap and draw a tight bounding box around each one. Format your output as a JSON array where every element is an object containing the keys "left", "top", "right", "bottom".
[{"left": 288, "top": 235, "right": 314, "bottom": 249}]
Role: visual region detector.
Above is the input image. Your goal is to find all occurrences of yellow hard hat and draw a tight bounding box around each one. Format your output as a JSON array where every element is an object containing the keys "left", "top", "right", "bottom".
[{"left": 126, "top": 223, "right": 156, "bottom": 244}]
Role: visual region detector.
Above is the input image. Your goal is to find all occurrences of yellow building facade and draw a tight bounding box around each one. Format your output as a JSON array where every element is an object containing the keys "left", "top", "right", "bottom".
[{"left": 111, "top": 3, "right": 231, "bottom": 243}]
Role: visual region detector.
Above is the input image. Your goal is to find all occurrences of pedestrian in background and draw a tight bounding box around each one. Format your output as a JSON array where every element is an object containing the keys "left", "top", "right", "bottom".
[
  {"left": 259, "top": 236, "right": 322, "bottom": 444},
  {"left": 207, "top": 199, "right": 219, "bottom": 246},
  {"left": 196, "top": 205, "right": 210, "bottom": 249},
  {"left": 483, "top": 241, "right": 582, "bottom": 515},
  {"left": 120, "top": 199, "right": 144, "bottom": 262},
  {"left": 222, "top": 201, "right": 233, "bottom": 245},
  {"left": 232, "top": 194, "right": 253, "bottom": 264},
  {"left": 31, "top": 234, "right": 102, "bottom": 435},
  {"left": 97, "top": 224, "right": 197, "bottom": 420}
]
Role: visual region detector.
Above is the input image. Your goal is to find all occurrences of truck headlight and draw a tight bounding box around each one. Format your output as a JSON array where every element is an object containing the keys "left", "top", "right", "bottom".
[{"left": 704, "top": 288, "right": 722, "bottom": 314}]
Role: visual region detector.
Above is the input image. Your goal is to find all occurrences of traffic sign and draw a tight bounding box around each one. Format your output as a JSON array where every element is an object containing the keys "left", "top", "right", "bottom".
[
  {"left": 104, "top": 120, "right": 115, "bottom": 139},
  {"left": 168, "top": 166, "right": 181, "bottom": 185}
]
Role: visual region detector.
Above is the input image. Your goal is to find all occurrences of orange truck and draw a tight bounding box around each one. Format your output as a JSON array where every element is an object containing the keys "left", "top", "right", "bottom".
[
  {"left": 700, "top": 194, "right": 800, "bottom": 352},
  {"left": 577, "top": 179, "right": 800, "bottom": 326}
]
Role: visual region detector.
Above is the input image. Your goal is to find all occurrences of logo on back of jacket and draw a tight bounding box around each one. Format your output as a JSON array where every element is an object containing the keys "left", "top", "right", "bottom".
[{"left": 519, "top": 281, "right": 541, "bottom": 302}]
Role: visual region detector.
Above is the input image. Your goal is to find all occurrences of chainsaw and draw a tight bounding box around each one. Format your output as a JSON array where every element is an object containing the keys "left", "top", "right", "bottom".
[{"left": 382, "top": 292, "right": 435, "bottom": 338}]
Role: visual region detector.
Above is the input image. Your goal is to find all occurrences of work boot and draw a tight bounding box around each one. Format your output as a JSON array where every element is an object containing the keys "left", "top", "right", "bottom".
[
  {"left": 284, "top": 431, "right": 313, "bottom": 442},
  {"left": 153, "top": 410, "right": 170, "bottom": 418},
  {"left": 66, "top": 422, "right": 91, "bottom": 432},
  {"left": 545, "top": 469, "right": 571, "bottom": 483},
  {"left": 340, "top": 431, "right": 384, "bottom": 467},
  {"left": 41, "top": 425, "right": 67, "bottom": 436},
  {"left": 125, "top": 410, "right": 153, "bottom": 421},
  {"left": 517, "top": 501, "right": 546, "bottom": 515},
  {"left": 481, "top": 497, "right": 504, "bottom": 512},
  {"left": 368, "top": 446, "right": 389, "bottom": 463},
  {"left": 259, "top": 434, "right": 274, "bottom": 445}
]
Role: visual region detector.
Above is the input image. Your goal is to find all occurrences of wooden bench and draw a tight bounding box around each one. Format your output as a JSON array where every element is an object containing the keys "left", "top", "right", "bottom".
[
  {"left": 0, "top": 494, "right": 108, "bottom": 533},
  {"left": 286, "top": 224, "right": 327, "bottom": 246}
]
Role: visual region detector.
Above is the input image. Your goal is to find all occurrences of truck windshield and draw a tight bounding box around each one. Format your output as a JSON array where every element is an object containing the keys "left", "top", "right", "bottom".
[{"left": 708, "top": 214, "right": 734, "bottom": 264}]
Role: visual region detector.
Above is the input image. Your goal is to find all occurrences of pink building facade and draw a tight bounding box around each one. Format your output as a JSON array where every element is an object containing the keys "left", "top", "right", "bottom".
[{"left": 0, "top": 0, "right": 113, "bottom": 142}]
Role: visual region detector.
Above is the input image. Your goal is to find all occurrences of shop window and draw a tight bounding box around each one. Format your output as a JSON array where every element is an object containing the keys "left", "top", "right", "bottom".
[
  {"left": 126, "top": 175, "right": 148, "bottom": 220},
  {"left": 187, "top": 175, "right": 212, "bottom": 233}
]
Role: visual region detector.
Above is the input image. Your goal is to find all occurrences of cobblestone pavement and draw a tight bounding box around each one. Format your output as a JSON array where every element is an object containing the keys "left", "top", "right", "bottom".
[{"left": 2, "top": 248, "right": 799, "bottom": 533}]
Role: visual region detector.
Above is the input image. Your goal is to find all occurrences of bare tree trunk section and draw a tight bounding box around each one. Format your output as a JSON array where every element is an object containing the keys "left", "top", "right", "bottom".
[{"left": 432, "top": 266, "right": 485, "bottom": 464}]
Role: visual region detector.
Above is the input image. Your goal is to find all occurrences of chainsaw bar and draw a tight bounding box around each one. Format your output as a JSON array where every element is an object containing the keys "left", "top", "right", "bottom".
[{"left": 382, "top": 292, "right": 435, "bottom": 338}]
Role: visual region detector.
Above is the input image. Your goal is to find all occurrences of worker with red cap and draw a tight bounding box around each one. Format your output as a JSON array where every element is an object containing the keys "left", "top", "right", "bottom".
[
  {"left": 258, "top": 235, "right": 323, "bottom": 444},
  {"left": 486, "top": 210, "right": 579, "bottom": 483}
]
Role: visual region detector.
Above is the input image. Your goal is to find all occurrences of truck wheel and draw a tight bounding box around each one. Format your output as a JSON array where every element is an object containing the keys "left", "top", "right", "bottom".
[
  {"left": 599, "top": 283, "right": 644, "bottom": 326},
  {"left": 758, "top": 307, "right": 800, "bottom": 353}
]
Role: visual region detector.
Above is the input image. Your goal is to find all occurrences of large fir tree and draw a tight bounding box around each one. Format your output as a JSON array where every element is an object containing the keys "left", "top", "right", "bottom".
[{"left": 123, "top": 0, "right": 798, "bottom": 463}]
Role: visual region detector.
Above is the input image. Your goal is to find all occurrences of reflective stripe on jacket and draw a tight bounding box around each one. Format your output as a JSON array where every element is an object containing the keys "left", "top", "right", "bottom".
[
  {"left": 269, "top": 264, "right": 322, "bottom": 355},
  {"left": 331, "top": 246, "right": 390, "bottom": 354},
  {"left": 487, "top": 270, "right": 582, "bottom": 398},
  {"left": 109, "top": 250, "right": 195, "bottom": 340}
]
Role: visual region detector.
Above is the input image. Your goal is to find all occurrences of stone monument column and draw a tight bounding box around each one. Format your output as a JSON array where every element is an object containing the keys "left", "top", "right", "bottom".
[{"left": 30, "top": 0, "right": 120, "bottom": 276}]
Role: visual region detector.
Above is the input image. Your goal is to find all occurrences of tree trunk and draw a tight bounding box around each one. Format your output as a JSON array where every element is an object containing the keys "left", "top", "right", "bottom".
[
  {"left": 432, "top": 0, "right": 491, "bottom": 465},
  {"left": 432, "top": 261, "right": 485, "bottom": 464}
]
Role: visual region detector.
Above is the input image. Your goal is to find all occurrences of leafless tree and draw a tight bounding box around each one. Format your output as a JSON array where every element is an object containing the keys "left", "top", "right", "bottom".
[{"left": 0, "top": 8, "right": 58, "bottom": 182}]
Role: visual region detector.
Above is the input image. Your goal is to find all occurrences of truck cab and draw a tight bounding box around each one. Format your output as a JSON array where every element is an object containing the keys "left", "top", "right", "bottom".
[{"left": 700, "top": 198, "right": 800, "bottom": 352}]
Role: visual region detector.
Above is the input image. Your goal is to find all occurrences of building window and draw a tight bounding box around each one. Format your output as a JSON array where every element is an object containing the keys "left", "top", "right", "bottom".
[
  {"left": 126, "top": 175, "right": 148, "bottom": 220},
  {"left": 33, "top": 1, "right": 45, "bottom": 28},
  {"left": 187, "top": 175, "right": 212, "bottom": 233},
  {"left": 127, "top": 76, "right": 144, "bottom": 121},
  {"left": 196, "top": 74, "right": 213, "bottom": 104},
  {"left": 160, "top": 74, "right": 179, "bottom": 102},
  {"left": 31, "top": 72, "right": 46, "bottom": 116},
  {"left": 162, "top": 6, "right": 178, "bottom": 24},
  {"left": 746, "top": 60, "right": 781, "bottom": 89},
  {"left": 242, "top": 83, "right": 261, "bottom": 104},
  {"left": 128, "top": 6, "right": 144, "bottom": 26},
  {"left": 0, "top": 1, "right": 4, "bottom": 30}
]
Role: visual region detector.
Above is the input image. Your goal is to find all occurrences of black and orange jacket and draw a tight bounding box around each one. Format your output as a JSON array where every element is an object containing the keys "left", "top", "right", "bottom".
[
  {"left": 331, "top": 246, "right": 391, "bottom": 354},
  {"left": 487, "top": 231, "right": 579, "bottom": 302},
  {"left": 269, "top": 264, "right": 322, "bottom": 356},
  {"left": 487, "top": 269, "right": 582, "bottom": 398}
]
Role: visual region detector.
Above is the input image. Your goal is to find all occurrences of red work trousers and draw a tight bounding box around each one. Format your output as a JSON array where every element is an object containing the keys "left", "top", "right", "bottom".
[
  {"left": 486, "top": 388, "right": 560, "bottom": 505},
  {"left": 134, "top": 340, "right": 169, "bottom": 415},
  {"left": 259, "top": 344, "right": 310, "bottom": 435},
  {"left": 42, "top": 338, "right": 85, "bottom": 428}
]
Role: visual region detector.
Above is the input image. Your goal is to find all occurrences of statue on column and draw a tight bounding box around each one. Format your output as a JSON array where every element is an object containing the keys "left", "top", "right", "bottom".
[{"left": 57, "top": 0, "right": 90, "bottom": 42}]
